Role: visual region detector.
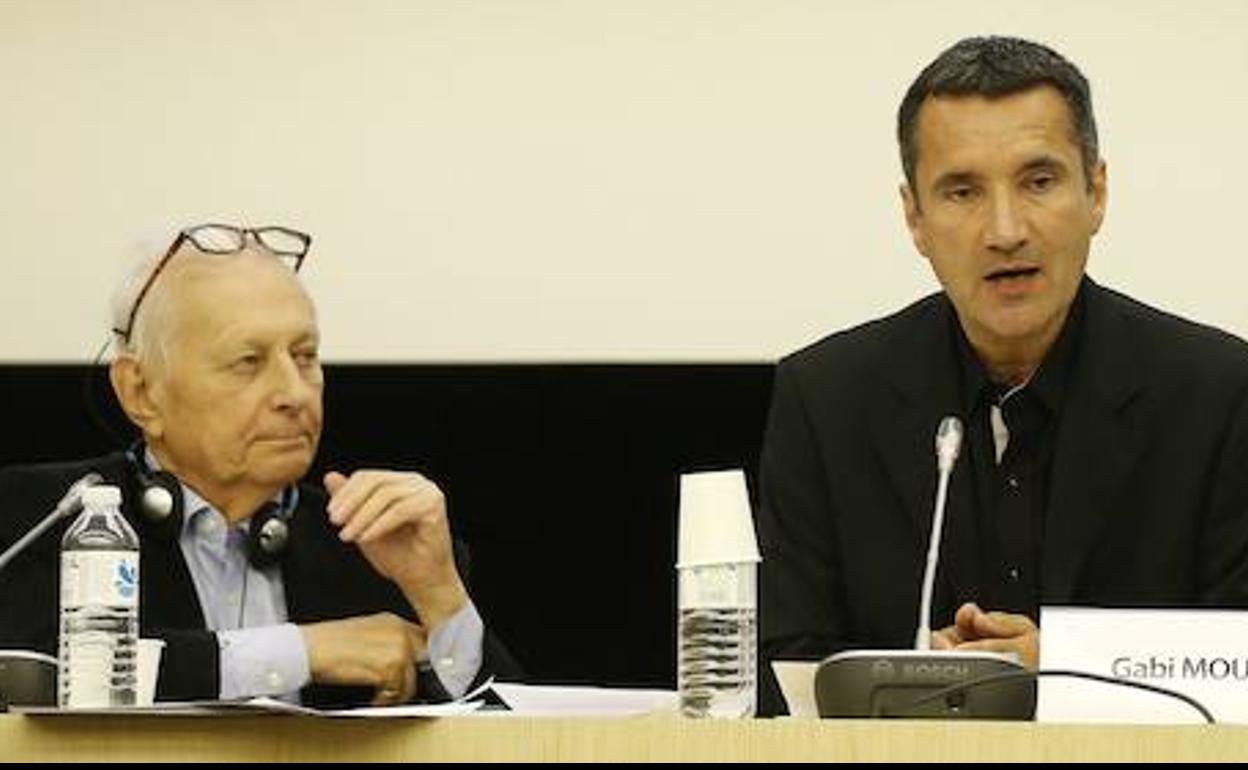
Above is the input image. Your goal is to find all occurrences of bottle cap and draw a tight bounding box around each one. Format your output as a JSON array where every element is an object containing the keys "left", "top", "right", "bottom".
[
  {"left": 80, "top": 484, "right": 122, "bottom": 509},
  {"left": 676, "top": 469, "right": 761, "bottom": 569}
]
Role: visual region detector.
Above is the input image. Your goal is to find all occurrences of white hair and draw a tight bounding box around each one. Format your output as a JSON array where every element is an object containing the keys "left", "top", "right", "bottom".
[
  {"left": 109, "top": 226, "right": 314, "bottom": 371},
  {"left": 109, "top": 233, "right": 181, "bottom": 371}
]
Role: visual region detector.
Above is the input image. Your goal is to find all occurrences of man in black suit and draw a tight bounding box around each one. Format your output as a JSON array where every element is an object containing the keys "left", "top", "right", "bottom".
[
  {"left": 758, "top": 36, "right": 1248, "bottom": 714},
  {"left": 0, "top": 224, "right": 520, "bottom": 706}
]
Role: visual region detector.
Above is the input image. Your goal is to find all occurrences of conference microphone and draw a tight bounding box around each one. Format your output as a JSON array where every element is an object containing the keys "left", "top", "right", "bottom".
[
  {"left": 915, "top": 416, "right": 963, "bottom": 650},
  {"left": 0, "top": 472, "right": 104, "bottom": 573},
  {"left": 812, "top": 417, "right": 1034, "bottom": 719}
]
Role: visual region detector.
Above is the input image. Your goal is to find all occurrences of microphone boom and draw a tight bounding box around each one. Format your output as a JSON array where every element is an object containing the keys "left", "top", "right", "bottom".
[{"left": 0, "top": 472, "right": 104, "bottom": 573}]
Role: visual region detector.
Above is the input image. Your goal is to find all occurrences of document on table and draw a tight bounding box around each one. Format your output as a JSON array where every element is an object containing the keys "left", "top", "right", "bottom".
[
  {"left": 486, "top": 682, "right": 678, "bottom": 716},
  {"left": 17, "top": 678, "right": 495, "bottom": 719}
]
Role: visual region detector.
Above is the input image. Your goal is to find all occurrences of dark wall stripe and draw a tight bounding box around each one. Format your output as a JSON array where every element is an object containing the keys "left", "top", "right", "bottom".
[{"left": 0, "top": 363, "right": 775, "bottom": 687}]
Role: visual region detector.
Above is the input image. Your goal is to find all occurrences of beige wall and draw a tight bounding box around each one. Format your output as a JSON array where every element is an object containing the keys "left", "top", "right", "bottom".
[{"left": 2, "top": 0, "right": 1246, "bottom": 362}]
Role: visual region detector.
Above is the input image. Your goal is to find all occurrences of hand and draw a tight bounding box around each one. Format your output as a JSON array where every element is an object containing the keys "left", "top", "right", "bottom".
[
  {"left": 324, "top": 469, "right": 469, "bottom": 631},
  {"left": 930, "top": 602, "right": 1039, "bottom": 669},
  {"left": 299, "top": 612, "right": 426, "bottom": 705}
]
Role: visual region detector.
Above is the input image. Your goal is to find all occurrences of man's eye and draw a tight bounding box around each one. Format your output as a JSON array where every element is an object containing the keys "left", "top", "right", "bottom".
[
  {"left": 946, "top": 186, "right": 977, "bottom": 202},
  {"left": 1028, "top": 174, "right": 1056, "bottom": 192}
]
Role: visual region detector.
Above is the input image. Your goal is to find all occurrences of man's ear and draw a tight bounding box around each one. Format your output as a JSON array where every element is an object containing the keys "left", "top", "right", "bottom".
[
  {"left": 109, "top": 356, "right": 165, "bottom": 440},
  {"left": 901, "top": 183, "right": 931, "bottom": 258},
  {"left": 1089, "top": 159, "right": 1108, "bottom": 235}
]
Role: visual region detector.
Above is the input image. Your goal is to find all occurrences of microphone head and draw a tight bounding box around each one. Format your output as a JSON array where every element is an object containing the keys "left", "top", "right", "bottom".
[
  {"left": 935, "top": 416, "right": 964, "bottom": 472},
  {"left": 73, "top": 471, "right": 106, "bottom": 493},
  {"left": 56, "top": 471, "right": 106, "bottom": 519}
]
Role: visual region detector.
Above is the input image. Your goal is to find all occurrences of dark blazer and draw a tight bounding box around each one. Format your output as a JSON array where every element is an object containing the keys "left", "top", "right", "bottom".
[
  {"left": 0, "top": 452, "right": 522, "bottom": 707},
  {"left": 757, "top": 278, "right": 1248, "bottom": 713}
]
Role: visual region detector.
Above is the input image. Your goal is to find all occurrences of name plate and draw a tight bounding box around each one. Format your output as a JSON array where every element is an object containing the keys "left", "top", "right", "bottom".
[{"left": 1038, "top": 606, "right": 1248, "bottom": 724}]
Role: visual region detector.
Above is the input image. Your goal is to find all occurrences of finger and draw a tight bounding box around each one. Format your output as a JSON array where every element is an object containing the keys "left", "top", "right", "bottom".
[
  {"left": 340, "top": 475, "right": 431, "bottom": 542},
  {"left": 323, "top": 470, "right": 349, "bottom": 497},
  {"left": 328, "top": 470, "right": 406, "bottom": 529},
  {"left": 371, "top": 681, "right": 403, "bottom": 707},
  {"left": 930, "top": 628, "right": 960, "bottom": 650},
  {"left": 973, "top": 611, "right": 1036, "bottom": 639},
  {"left": 953, "top": 637, "right": 1026, "bottom": 659},
  {"left": 336, "top": 476, "right": 404, "bottom": 541},
  {"left": 370, "top": 656, "right": 417, "bottom": 707},
  {"left": 326, "top": 469, "right": 394, "bottom": 525},
  {"left": 368, "top": 653, "right": 413, "bottom": 707},
  {"left": 356, "top": 483, "right": 445, "bottom": 544},
  {"left": 953, "top": 602, "right": 983, "bottom": 635}
]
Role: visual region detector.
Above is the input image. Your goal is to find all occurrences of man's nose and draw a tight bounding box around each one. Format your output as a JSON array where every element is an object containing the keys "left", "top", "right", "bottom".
[
  {"left": 268, "top": 354, "right": 315, "bottom": 409},
  {"left": 984, "top": 189, "right": 1028, "bottom": 255}
]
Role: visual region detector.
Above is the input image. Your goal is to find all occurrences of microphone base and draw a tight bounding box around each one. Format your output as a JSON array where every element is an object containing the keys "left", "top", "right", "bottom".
[
  {"left": 0, "top": 651, "right": 57, "bottom": 710},
  {"left": 814, "top": 649, "right": 1035, "bottom": 719}
]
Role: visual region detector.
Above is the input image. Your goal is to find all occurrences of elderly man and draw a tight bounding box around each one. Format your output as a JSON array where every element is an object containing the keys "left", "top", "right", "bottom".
[{"left": 0, "top": 224, "right": 520, "bottom": 706}]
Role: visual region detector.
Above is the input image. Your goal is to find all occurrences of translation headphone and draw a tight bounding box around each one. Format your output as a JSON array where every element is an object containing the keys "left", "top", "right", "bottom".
[{"left": 124, "top": 443, "right": 293, "bottom": 568}]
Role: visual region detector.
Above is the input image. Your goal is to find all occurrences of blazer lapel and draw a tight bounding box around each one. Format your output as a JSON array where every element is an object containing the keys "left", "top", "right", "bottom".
[
  {"left": 873, "top": 295, "right": 980, "bottom": 622},
  {"left": 1042, "top": 282, "right": 1148, "bottom": 600},
  {"left": 133, "top": 506, "right": 207, "bottom": 630}
]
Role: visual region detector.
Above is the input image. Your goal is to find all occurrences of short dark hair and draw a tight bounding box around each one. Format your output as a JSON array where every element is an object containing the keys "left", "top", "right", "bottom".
[{"left": 897, "top": 36, "right": 1098, "bottom": 195}]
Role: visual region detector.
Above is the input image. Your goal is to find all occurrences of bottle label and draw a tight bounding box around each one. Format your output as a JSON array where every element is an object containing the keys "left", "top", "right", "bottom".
[
  {"left": 679, "top": 562, "right": 756, "bottom": 609},
  {"left": 60, "top": 550, "right": 139, "bottom": 609}
]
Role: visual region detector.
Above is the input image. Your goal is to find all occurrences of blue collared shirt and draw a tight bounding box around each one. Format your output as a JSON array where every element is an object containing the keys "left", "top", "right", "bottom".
[{"left": 161, "top": 464, "right": 483, "bottom": 701}]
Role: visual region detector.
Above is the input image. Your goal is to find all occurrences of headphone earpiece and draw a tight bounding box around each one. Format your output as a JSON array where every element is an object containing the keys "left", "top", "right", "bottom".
[
  {"left": 125, "top": 445, "right": 184, "bottom": 541},
  {"left": 125, "top": 443, "right": 294, "bottom": 568},
  {"left": 246, "top": 503, "right": 291, "bottom": 569},
  {"left": 140, "top": 483, "right": 177, "bottom": 522}
]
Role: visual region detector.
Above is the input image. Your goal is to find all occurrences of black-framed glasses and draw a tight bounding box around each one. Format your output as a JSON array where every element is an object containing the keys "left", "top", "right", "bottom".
[{"left": 113, "top": 224, "right": 311, "bottom": 343}]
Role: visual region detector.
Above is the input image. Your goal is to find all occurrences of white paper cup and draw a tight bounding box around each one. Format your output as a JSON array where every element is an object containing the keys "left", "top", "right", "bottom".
[
  {"left": 136, "top": 638, "right": 165, "bottom": 706},
  {"left": 676, "top": 469, "right": 761, "bottom": 569}
]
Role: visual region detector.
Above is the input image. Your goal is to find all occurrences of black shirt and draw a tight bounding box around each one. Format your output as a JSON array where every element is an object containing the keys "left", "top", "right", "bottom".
[{"left": 951, "top": 281, "right": 1087, "bottom": 620}]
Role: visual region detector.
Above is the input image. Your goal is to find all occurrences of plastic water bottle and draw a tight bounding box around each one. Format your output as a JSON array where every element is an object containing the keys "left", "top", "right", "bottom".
[
  {"left": 59, "top": 484, "right": 139, "bottom": 708},
  {"left": 678, "top": 560, "right": 757, "bottom": 718},
  {"left": 676, "top": 469, "right": 760, "bottom": 718}
]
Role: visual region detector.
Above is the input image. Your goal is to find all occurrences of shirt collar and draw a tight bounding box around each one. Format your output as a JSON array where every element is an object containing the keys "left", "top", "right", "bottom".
[
  {"left": 952, "top": 277, "right": 1088, "bottom": 416},
  {"left": 142, "top": 448, "right": 295, "bottom": 540}
]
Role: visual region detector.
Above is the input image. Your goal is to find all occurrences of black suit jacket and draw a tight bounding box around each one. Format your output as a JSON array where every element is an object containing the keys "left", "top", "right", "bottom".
[
  {"left": 0, "top": 452, "right": 522, "bottom": 707},
  {"left": 757, "top": 278, "right": 1248, "bottom": 713}
]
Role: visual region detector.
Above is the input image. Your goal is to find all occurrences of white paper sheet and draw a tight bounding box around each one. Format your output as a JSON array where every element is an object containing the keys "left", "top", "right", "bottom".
[
  {"left": 488, "top": 683, "right": 677, "bottom": 716},
  {"left": 770, "top": 660, "right": 819, "bottom": 717}
]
